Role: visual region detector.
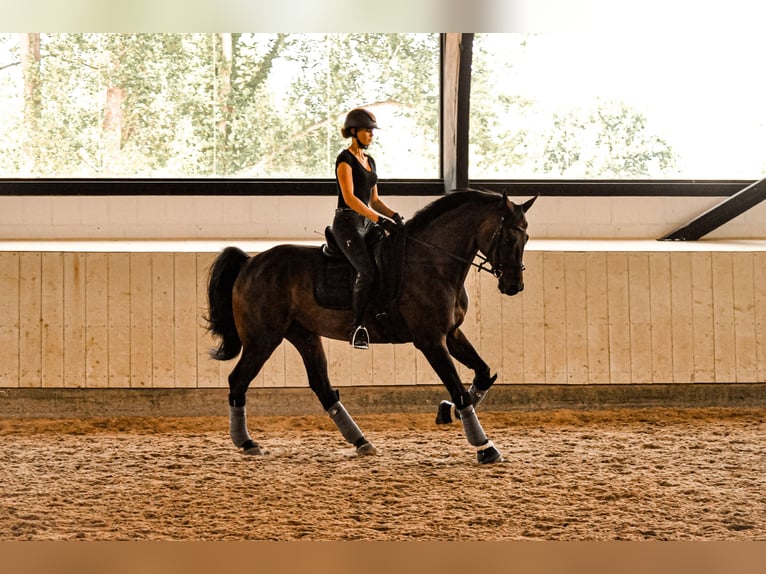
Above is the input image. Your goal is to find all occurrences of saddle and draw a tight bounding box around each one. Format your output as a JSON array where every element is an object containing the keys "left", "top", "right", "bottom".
[{"left": 314, "top": 225, "right": 408, "bottom": 342}]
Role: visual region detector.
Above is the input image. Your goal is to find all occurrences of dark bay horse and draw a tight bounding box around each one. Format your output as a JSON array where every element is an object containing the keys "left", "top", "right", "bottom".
[{"left": 207, "top": 189, "right": 536, "bottom": 464}]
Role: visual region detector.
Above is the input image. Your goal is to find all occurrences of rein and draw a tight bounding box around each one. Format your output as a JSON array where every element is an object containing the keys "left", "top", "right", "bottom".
[
  {"left": 405, "top": 233, "right": 501, "bottom": 276},
  {"left": 405, "top": 214, "right": 526, "bottom": 278}
]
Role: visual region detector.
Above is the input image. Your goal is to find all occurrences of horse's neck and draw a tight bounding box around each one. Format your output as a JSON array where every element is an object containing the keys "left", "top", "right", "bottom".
[
  {"left": 410, "top": 203, "right": 492, "bottom": 271},
  {"left": 416, "top": 205, "right": 489, "bottom": 254}
]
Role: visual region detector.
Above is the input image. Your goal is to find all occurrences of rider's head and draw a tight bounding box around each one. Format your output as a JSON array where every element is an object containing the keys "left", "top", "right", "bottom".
[{"left": 341, "top": 108, "right": 378, "bottom": 149}]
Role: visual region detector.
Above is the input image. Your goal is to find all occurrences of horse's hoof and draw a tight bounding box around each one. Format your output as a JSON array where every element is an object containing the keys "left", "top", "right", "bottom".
[
  {"left": 477, "top": 444, "right": 503, "bottom": 464},
  {"left": 356, "top": 441, "right": 378, "bottom": 456},
  {"left": 240, "top": 439, "right": 264, "bottom": 456},
  {"left": 435, "top": 400, "right": 455, "bottom": 425}
]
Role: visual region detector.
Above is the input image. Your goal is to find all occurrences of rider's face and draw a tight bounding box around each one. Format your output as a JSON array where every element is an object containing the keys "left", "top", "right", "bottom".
[{"left": 356, "top": 128, "right": 374, "bottom": 146}]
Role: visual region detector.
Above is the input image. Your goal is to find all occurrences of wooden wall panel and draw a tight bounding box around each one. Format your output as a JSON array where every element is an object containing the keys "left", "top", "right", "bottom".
[
  {"left": 41, "top": 253, "right": 65, "bottom": 388},
  {"left": 84, "top": 253, "right": 108, "bottom": 388},
  {"left": 107, "top": 253, "right": 131, "bottom": 388},
  {"left": 350, "top": 337, "right": 374, "bottom": 388},
  {"left": 324, "top": 339, "right": 346, "bottom": 387},
  {"left": 394, "top": 344, "right": 418, "bottom": 386},
  {"left": 0, "top": 253, "right": 19, "bottom": 387},
  {"left": 732, "top": 253, "right": 757, "bottom": 382},
  {"left": 670, "top": 252, "right": 694, "bottom": 383},
  {"left": 649, "top": 253, "right": 673, "bottom": 383},
  {"left": 500, "top": 271, "right": 525, "bottom": 385},
  {"left": 711, "top": 253, "right": 736, "bottom": 382},
  {"left": 1, "top": 247, "right": 764, "bottom": 391},
  {"left": 19, "top": 253, "right": 42, "bottom": 387},
  {"left": 63, "top": 253, "right": 86, "bottom": 388},
  {"left": 627, "top": 253, "right": 652, "bottom": 384},
  {"left": 543, "top": 252, "right": 567, "bottom": 384},
  {"left": 130, "top": 253, "right": 153, "bottom": 388},
  {"left": 151, "top": 253, "right": 175, "bottom": 388},
  {"left": 521, "top": 252, "right": 545, "bottom": 384},
  {"left": 585, "top": 252, "right": 609, "bottom": 384},
  {"left": 690, "top": 253, "right": 715, "bottom": 382},
  {"left": 606, "top": 253, "right": 631, "bottom": 384},
  {"left": 755, "top": 253, "right": 766, "bottom": 383},
  {"left": 173, "top": 253, "right": 198, "bottom": 388},
  {"left": 285, "top": 341, "right": 309, "bottom": 388},
  {"left": 564, "top": 252, "right": 589, "bottom": 385},
  {"left": 371, "top": 343, "right": 396, "bottom": 386}
]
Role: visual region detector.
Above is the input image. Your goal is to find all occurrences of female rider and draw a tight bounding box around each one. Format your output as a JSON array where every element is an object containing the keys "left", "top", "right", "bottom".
[{"left": 332, "top": 107, "right": 404, "bottom": 349}]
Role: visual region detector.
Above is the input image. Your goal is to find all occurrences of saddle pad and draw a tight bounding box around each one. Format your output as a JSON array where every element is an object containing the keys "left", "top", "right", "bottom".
[{"left": 313, "top": 257, "right": 354, "bottom": 310}]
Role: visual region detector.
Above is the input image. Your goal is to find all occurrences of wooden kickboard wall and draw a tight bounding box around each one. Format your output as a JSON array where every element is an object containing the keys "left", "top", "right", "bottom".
[{"left": 1, "top": 250, "right": 765, "bottom": 389}]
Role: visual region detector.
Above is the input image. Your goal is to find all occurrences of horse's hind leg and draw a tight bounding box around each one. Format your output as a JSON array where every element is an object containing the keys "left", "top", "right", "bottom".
[
  {"left": 228, "top": 341, "right": 281, "bottom": 455},
  {"left": 286, "top": 323, "right": 376, "bottom": 456},
  {"left": 436, "top": 327, "right": 499, "bottom": 425}
]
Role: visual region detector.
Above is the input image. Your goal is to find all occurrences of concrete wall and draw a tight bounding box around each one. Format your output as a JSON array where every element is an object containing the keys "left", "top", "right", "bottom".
[{"left": 2, "top": 194, "right": 766, "bottom": 240}]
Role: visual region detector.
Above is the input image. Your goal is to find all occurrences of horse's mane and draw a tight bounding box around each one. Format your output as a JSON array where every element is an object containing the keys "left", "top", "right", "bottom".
[{"left": 406, "top": 189, "right": 500, "bottom": 234}]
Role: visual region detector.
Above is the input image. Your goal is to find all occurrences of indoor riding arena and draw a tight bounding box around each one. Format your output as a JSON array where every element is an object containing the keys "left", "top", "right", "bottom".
[{"left": 1, "top": 32, "right": 765, "bottom": 547}]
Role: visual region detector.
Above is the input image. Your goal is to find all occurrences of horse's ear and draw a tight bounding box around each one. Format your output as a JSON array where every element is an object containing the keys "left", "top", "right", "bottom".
[
  {"left": 501, "top": 190, "right": 511, "bottom": 212},
  {"left": 521, "top": 195, "right": 538, "bottom": 213}
]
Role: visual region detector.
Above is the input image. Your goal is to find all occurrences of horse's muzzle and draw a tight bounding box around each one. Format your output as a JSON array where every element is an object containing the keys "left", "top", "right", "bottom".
[{"left": 499, "top": 278, "right": 524, "bottom": 296}]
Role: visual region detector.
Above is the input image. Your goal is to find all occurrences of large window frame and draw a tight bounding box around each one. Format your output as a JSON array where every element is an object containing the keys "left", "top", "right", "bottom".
[{"left": 0, "top": 33, "right": 757, "bottom": 199}]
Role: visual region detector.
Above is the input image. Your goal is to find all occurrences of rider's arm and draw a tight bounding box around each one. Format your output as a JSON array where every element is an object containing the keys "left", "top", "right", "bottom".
[{"left": 369, "top": 185, "right": 396, "bottom": 220}]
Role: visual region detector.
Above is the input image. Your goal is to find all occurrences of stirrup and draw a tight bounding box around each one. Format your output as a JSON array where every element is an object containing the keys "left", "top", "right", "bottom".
[{"left": 351, "top": 325, "right": 369, "bottom": 350}]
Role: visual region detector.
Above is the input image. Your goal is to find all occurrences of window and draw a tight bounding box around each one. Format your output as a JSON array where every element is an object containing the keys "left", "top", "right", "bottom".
[
  {"left": 0, "top": 33, "right": 440, "bottom": 178},
  {"left": 470, "top": 33, "right": 766, "bottom": 180}
]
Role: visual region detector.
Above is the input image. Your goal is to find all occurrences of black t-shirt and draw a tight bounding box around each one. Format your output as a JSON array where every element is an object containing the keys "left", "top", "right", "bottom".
[{"left": 335, "top": 149, "right": 378, "bottom": 209}]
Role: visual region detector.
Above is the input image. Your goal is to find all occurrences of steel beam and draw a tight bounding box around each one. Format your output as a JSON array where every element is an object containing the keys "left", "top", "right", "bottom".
[{"left": 659, "top": 176, "right": 766, "bottom": 240}]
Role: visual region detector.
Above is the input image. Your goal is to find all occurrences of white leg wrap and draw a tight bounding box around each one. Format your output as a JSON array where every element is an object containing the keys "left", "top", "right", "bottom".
[
  {"left": 476, "top": 440, "right": 496, "bottom": 452},
  {"left": 458, "top": 405, "right": 489, "bottom": 447},
  {"left": 327, "top": 401, "right": 365, "bottom": 446},
  {"left": 229, "top": 405, "right": 252, "bottom": 448},
  {"left": 468, "top": 384, "right": 487, "bottom": 408}
]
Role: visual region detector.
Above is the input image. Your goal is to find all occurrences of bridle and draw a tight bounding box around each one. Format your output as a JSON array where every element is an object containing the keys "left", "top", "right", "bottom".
[
  {"left": 475, "top": 214, "right": 527, "bottom": 278},
  {"left": 405, "top": 210, "right": 527, "bottom": 279}
]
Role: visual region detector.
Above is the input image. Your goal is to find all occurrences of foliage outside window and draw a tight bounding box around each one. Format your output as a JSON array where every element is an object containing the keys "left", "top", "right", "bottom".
[
  {"left": 470, "top": 33, "right": 766, "bottom": 180},
  {"left": 0, "top": 33, "right": 440, "bottom": 178}
]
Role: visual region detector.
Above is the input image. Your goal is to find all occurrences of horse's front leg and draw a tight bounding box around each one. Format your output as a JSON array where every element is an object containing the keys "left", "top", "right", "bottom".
[
  {"left": 435, "top": 327, "right": 499, "bottom": 425},
  {"left": 415, "top": 336, "right": 503, "bottom": 464}
]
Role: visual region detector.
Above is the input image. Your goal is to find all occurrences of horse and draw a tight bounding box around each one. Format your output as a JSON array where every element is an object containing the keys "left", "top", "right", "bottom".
[{"left": 206, "top": 189, "right": 536, "bottom": 464}]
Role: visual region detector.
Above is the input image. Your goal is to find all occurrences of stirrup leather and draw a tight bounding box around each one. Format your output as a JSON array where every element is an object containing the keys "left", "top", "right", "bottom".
[{"left": 351, "top": 325, "right": 370, "bottom": 349}]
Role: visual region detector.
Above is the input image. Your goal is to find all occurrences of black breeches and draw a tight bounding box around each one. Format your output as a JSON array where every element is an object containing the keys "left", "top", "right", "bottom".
[{"left": 332, "top": 209, "right": 375, "bottom": 323}]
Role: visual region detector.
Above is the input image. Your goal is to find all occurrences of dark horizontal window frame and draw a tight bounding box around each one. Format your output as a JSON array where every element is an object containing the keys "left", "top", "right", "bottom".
[{"left": 0, "top": 178, "right": 754, "bottom": 197}]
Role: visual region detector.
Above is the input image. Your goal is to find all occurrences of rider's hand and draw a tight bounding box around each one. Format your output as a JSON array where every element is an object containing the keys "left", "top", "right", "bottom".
[
  {"left": 378, "top": 217, "right": 400, "bottom": 234},
  {"left": 392, "top": 212, "right": 405, "bottom": 229}
]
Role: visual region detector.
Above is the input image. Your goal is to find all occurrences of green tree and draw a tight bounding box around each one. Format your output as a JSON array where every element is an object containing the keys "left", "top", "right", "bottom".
[
  {"left": 539, "top": 101, "right": 677, "bottom": 177},
  {"left": 0, "top": 33, "right": 434, "bottom": 178},
  {"left": 231, "top": 33, "right": 439, "bottom": 178}
]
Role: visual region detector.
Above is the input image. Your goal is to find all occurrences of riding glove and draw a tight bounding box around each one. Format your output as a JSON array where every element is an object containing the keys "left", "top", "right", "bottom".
[{"left": 378, "top": 217, "right": 401, "bottom": 234}]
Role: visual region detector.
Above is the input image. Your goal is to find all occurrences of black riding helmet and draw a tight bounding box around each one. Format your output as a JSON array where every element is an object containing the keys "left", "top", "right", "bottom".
[
  {"left": 342, "top": 108, "right": 379, "bottom": 149},
  {"left": 343, "top": 108, "right": 379, "bottom": 131}
]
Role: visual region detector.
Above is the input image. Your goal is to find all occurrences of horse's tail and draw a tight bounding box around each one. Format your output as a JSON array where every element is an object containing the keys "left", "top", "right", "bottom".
[{"left": 206, "top": 246, "right": 250, "bottom": 361}]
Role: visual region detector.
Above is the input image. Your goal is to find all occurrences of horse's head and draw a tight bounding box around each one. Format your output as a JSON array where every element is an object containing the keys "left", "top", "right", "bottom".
[{"left": 483, "top": 192, "right": 536, "bottom": 296}]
